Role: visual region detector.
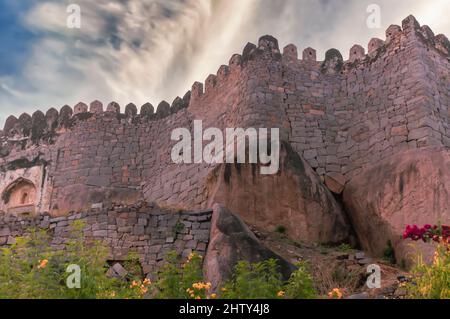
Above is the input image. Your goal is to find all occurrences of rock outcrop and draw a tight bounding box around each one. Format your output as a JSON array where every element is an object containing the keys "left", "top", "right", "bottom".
[
  {"left": 343, "top": 147, "right": 450, "bottom": 266},
  {"left": 203, "top": 204, "right": 296, "bottom": 291},
  {"left": 205, "top": 142, "right": 350, "bottom": 244}
]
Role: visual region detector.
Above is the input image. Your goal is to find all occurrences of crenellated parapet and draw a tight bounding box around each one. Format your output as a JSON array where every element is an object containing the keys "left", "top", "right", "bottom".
[
  {"left": 0, "top": 95, "right": 192, "bottom": 158},
  {"left": 1, "top": 15, "right": 449, "bottom": 169},
  {"left": 0, "top": 14, "right": 448, "bottom": 219}
]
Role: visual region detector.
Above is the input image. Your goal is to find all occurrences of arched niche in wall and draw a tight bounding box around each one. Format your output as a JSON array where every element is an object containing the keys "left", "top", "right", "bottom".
[{"left": 1, "top": 178, "right": 37, "bottom": 214}]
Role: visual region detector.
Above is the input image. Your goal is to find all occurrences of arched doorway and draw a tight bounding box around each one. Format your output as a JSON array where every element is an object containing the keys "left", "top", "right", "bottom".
[{"left": 1, "top": 178, "right": 37, "bottom": 214}]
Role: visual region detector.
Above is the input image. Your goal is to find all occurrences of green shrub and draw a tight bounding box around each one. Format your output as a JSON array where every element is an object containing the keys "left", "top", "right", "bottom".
[
  {"left": 0, "top": 224, "right": 317, "bottom": 300},
  {"left": 338, "top": 243, "right": 352, "bottom": 253},
  {"left": 0, "top": 221, "right": 142, "bottom": 299},
  {"left": 383, "top": 240, "right": 396, "bottom": 264},
  {"left": 220, "top": 259, "right": 317, "bottom": 299},
  {"left": 405, "top": 244, "right": 449, "bottom": 299},
  {"left": 275, "top": 226, "right": 287, "bottom": 234},
  {"left": 221, "top": 259, "right": 284, "bottom": 299},
  {"left": 153, "top": 251, "right": 205, "bottom": 299},
  {"left": 284, "top": 262, "right": 317, "bottom": 299}
]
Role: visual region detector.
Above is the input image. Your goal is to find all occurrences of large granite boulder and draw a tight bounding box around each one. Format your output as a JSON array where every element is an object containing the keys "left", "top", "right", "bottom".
[
  {"left": 205, "top": 142, "right": 350, "bottom": 244},
  {"left": 204, "top": 204, "right": 296, "bottom": 291},
  {"left": 343, "top": 147, "right": 450, "bottom": 267}
]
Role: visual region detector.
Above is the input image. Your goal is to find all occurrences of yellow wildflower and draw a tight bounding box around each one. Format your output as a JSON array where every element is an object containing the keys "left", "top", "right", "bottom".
[
  {"left": 38, "top": 259, "right": 48, "bottom": 269},
  {"left": 143, "top": 278, "right": 152, "bottom": 286},
  {"left": 277, "top": 291, "right": 285, "bottom": 297},
  {"left": 210, "top": 293, "right": 217, "bottom": 299},
  {"left": 328, "top": 288, "right": 344, "bottom": 299}
]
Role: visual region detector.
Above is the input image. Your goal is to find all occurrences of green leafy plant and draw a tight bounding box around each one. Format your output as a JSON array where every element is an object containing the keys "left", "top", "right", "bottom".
[
  {"left": 405, "top": 244, "right": 449, "bottom": 299},
  {"left": 0, "top": 221, "right": 144, "bottom": 299},
  {"left": 172, "top": 221, "right": 185, "bottom": 235},
  {"left": 220, "top": 259, "right": 317, "bottom": 299},
  {"left": 284, "top": 262, "right": 317, "bottom": 299},
  {"left": 221, "top": 259, "right": 284, "bottom": 299},
  {"left": 403, "top": 224, "right": 449, "bottom": 299},
  {"left": 153, "top": 251, "right": 205, "bottom": 299},
  {"left": 338, "top": 243, "right": 352, "bottom": 253},
  {"left": 383, "top": 240, "right": 396, "bottom": 264},
  {"left": 275, "top": 226, "right": 287, "bottom": 234}
]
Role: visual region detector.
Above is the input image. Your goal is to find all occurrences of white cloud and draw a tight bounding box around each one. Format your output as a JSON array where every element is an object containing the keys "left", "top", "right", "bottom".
[{"left": 1, "top": 0, "right": 449, "bottom": 126}]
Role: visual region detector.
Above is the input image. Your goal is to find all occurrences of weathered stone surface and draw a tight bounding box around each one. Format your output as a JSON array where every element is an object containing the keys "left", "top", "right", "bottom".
[
  {"left": 111, "top": 263, "right": 128, "bottom": 278},
  {"left": 3, "top": 115, "right": 18, "bottom": 133},
  {"left": 171, "top": 97, "right": 186, "bottom": 113},
  {"left": 302, "top": 47, "right": 316, "bottom": 61},
  {"left": 343, "top": 147, "right": 450, "bottom": 267},
  {"left": 0, "top": 16, "right": 449, "bottom": 273},
  {"left": 349, "top": 45, "right": 365, "bottom": 62},
  {"left": 45, "top": 108, "right": 59, "bottom": 129},
  {"left": 140, "top": 103, "right": 154, "bottom": 116},
  {"left": 90, "top": 100, "right": 103, "bottom": 113},
  {"left": 204, "top": 204, "right": 296, "bottom": 291},
  {"left": 156, "top": 101, "right": 171, "bottom": 118},
  {"left": 107, "top": 102, "right": 120, "bottom": 113},
  {"left": 74, "top": 102, "right": 88, "bottom": 114},
  {"left": 0, "top": 203, "right": 213, "bottom": 277},
  {"left": 324, "top": 172, "right": 346, "bottom": 194},
  {"left": 31, "top": 111, "right": 46, "bottom": 141},
  {"left": 125, "top": 103, "right": 138, "bottom": 117},
  {"left": 322, "top": 49, "right": 343, "bottom": 73},
  {"left": 206, "top": 142, "right": 349, "bottom": 244}
]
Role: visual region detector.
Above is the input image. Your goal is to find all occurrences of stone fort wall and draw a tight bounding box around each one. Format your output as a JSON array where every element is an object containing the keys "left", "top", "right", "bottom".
[
  {"left": 0, "top": 15, "right": 449, "bottom": 216},
  {"left": 0, "top": 202, "right": 212, "bottom": 276}
]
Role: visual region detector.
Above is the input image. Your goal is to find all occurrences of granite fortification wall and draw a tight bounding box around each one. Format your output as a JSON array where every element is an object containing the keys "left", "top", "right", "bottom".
[
  {"left": 0, "top": 15, "right": 448, "bottom": 217},
  {"left": 0, "top": 202, "right": 212, "bottom": 276}
]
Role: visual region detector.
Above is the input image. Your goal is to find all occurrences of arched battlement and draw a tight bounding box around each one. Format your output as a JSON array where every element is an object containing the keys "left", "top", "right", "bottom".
[
  {"left": 321, "top": 49, "right": 344, "bottom": 74},
  {"left": 45, "top": 108, "right": 58, "bottom": 130},
  {"left": 402, "top": 15, "right": 421, "bottom": 33},
  {"left": 60, "top": 105, "right": 73, "bottom": 117},
  {"left": 217, "top": 65, "right": 229, "bottom": 81},
  {"left": 3, "top": 115, "right": 18, "bottom": 133},
  {"left": 348, "top": 45, "right": 365, "bottom": 63},
  {"left": 140, "top": 102, "right": 154, "bottom": 116},
  {"left": 368, "top": 38, "right": 385, "bottom": 55},
  {"left": 283, "top": 44, "right": 298, "bottom": 61},
  {"left": 156, "top": 101, "right": 171, "bottom": 119},
  {"left": 228, "top": 54, "right": 242, "bottom": 71},
  {"left": 205, "top": 74, "right": 218, "bottom": 94},
  {"left": 90, "top": 100, "right": 103, "bottom": 113},
  {"left": 107, "top": 102, "right": 121, "bottom": 113},
  {"left": 171, "top": 97, "right": 184, "bottom": 113},
  {"left": 302, "top": 47, "right": 317, "bottom": 61},
  {"left": 258, "top": 35, "right": 280, "bottom": 53},
  {"left": 30, "top": 110, "right": 46, "bottom": 141},
  {"left": 385, "top": 25, "right": 402, "bottom": 43},
  {"left": 191, "top": 82, "right": 204, "bottom": 99},
  {"left": 74, "top": 102, "right": 88, "bottom": 114},
  {"left": 125, "top": 103, "right": 138, "bottom": 117},
  {"left": 419, "top": 25, "right": 435, "bottom": 43},
  {"left": 435, "top": 34, "right": 450, "bottom": 55}
]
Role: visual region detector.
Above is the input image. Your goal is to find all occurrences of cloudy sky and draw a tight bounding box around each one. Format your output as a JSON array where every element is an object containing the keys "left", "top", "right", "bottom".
[{"left": 0, "top": 0, "right": 449, "bottom": 126}]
